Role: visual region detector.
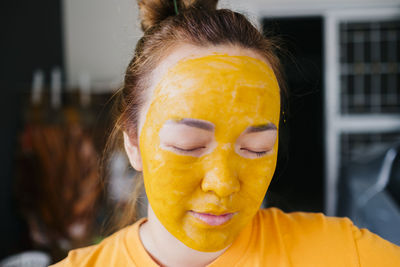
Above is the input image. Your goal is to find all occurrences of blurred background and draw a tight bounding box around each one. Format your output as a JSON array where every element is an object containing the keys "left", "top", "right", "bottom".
[{"left": 1, "top": 0, "right": 399, "bottom": 265}]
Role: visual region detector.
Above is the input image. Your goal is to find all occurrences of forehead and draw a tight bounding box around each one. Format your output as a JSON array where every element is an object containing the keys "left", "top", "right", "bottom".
[
  {"left": 149, "top": 54, "right": 280, "bottom": 127},
  {"left": 138, "top": 45, "right": 280, "bottom": 135}
]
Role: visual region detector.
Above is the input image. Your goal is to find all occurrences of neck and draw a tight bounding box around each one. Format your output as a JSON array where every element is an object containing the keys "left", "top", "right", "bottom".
[{"left": 139, "top": 206, "right": 228, "bottom": 267}]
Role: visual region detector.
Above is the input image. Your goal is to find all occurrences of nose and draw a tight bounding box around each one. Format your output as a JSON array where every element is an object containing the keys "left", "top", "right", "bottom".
[{"left": 201, "top": 153, "right": 240, "bottom": 198}]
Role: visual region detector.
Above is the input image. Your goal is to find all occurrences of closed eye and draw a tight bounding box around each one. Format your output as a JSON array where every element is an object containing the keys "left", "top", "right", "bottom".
[
  {"left": 172, "top": 146, "right": 206, "bottom": 153},
  {"left": 240, "top": 148, "right": 269, "bottom": 157}
]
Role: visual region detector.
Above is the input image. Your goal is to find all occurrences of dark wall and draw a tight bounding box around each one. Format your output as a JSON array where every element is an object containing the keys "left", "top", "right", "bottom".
[
  {"left": 263, "top": 17, "right": 324, "bottom": 212},
  {"left": 0, "top": 0, "right": 63, "bottom": 259},
  {"left": 1, "top": 0, "right": 64, "bottom": 84}
]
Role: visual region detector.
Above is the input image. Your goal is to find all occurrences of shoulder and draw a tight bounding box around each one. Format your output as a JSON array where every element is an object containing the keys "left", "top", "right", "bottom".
[
  {"left": 257, "top": 208, "right": 356, "bottom": 246},
  {"left": 257, "top": 207, "right": 355, "bottom": 234},
  {"left": 256, "top": 208, "right": 400, "bottom": 266},
  {"left": 50, "top": 221, "right": 140, "bottom": 267}
]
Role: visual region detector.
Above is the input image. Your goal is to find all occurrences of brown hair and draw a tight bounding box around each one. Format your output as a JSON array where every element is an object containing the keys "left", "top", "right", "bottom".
[{"left": 102, "top": 0, "right": 287, "bottom": 235}]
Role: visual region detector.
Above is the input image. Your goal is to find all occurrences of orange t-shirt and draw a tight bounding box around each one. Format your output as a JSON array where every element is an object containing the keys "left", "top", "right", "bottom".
[{"left": 51, "top": 208, "right": 400, "bottom": 266}]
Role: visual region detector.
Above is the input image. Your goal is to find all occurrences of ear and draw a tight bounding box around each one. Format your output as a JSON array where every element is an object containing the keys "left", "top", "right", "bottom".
[{"left": 123, "top": 131, "right": 143, "bottom": 171}]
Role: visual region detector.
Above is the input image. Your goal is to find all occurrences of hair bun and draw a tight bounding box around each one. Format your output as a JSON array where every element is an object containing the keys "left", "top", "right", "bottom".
[{"left": 137, "top": 0, "right": 219, "bottom": 31}]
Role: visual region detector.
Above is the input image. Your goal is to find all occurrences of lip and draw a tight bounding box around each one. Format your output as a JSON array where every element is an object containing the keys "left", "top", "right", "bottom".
[{"left": 189, "top": 211, "right": 236, "bottom": 226}]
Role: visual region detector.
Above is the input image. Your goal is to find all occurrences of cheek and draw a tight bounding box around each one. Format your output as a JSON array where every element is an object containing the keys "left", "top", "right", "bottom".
[
  {"left": 237, "top": 154, "right": 277, "bottom": 205},
  {"left": 144, "top": 149, "right": 204, "bottom": 209}
]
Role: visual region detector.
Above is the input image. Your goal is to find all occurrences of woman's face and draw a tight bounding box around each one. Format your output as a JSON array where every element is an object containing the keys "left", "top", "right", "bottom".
[{"left": 136, "top": 45, "right": 280, "bottom": 252}]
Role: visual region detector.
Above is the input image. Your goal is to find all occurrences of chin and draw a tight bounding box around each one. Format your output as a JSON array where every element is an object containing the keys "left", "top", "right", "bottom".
[{"left": 179, "top": 218, "right": 245, "bottom": 252}]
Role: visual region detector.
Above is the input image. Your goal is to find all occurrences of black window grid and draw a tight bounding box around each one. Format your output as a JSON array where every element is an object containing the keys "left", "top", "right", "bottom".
[{"left": 339, "top": 20, "right": 400, "bottom": 114}]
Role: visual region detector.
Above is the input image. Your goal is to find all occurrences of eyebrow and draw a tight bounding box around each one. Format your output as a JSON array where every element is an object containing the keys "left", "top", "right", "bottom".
[
  {"left": 171, "top": 119, "right": 276, "bottom": 132},
  {"left": 246, "top": 123, "right": 277, "bottom": 133},
  {"left": 175, "top": 118, "right": 215, "bottom": 131}
]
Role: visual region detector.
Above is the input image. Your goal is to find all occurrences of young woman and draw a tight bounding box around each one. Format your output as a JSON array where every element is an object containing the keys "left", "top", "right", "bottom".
[{"left": 52, "top": 0, "right": 400, "bottom": 266}]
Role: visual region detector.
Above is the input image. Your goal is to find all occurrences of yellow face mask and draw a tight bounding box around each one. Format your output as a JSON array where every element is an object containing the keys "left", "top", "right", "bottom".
[{"left": 139, "top": 54, "right": 281, "bottom": 252}]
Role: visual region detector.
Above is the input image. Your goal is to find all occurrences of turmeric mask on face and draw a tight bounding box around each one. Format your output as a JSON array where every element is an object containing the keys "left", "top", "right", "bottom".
[{"left": 139, "top": 54, "right": 281, "bottom": 252}]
